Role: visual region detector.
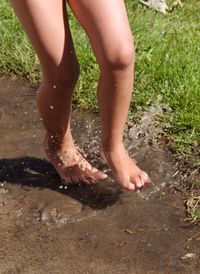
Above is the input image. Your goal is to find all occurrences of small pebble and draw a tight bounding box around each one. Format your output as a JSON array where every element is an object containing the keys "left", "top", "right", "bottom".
[
  {"left": 0, "top": 189, "right": 8, "bottom": 194},
  {"left": 181, "top": 253, "right": 196, "bottom": 260},
  {"left": 50, "top": 208, "right": 58, "bottom": 218}
]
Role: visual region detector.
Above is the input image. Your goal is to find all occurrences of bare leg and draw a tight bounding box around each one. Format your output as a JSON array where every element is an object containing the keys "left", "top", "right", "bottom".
[
  {"left": 11, "top": 0, "right": 107, "bottom": 184},
  {"left": 68, "top": 0, "right": 149, "bottom": 191}
]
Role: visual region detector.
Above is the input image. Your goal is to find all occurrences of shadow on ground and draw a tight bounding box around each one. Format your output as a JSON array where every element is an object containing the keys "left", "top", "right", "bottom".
[{"left": 0, "top": 156, "right": 121, "bottom": 210}]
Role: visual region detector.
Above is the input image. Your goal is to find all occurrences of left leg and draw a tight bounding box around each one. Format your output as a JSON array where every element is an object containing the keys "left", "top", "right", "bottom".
[
  {"left": 11, "top": 0, "right": 107, "bottom": 184},
  {"left": 68, "top": 0, "right": 149, "bottom": 191}
]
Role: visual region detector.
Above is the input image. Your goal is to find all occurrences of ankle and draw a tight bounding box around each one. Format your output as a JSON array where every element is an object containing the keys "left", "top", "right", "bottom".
[
  {"left": 101, "top": 141, "right": 125, "bottom": 154},
  {"left": 45, "top": 131, "right": 73, "bottom": 151}
]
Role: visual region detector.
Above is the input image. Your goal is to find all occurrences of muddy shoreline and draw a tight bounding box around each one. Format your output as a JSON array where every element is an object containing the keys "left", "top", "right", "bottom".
[{"left": 0, "top": 77, "right": 199, "bottom": 274}]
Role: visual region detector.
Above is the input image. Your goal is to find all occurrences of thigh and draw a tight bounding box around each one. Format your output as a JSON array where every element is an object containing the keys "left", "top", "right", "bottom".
[
  {"left": 67, "top": 0, "right": 134, "bottom": 67},
  {"left": 11, "top": 0, "right": 77, "bottom": 78}
]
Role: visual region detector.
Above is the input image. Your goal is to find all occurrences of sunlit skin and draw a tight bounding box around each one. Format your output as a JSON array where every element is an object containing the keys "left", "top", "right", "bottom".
[{"left": 11, "top": 0, "right": 149, "bottom": 191}]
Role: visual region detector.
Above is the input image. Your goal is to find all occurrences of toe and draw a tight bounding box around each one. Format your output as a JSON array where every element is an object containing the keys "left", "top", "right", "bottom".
[
  {"left": 92, "top": 167, "right": 108, "bottom": 180},
  {"left": 126, "top": 183, "right": 135, "bottom": 192},
  {"left": 62, "top": 177, "right": 72, "bottom": 185},
  {"left": 79, "top": 175, "right": 92, "bottom": 185},
  {"left": 131, "top": 175, "right": 144, "bottom": 188},
  {"left": 71, "top": 174, "right": 80, "bottom": 184},
  {"left": 122, "top": 181, "right": 135, "bottom": 192},
  {"left": 63, "top": 169, "right": 80, "bottom": 185},
  {"left": 117, "top": 176, "right": 135, "bottom": 192},
  {"left": 140, "top": 171, "right": 149, "bottom": 183}
]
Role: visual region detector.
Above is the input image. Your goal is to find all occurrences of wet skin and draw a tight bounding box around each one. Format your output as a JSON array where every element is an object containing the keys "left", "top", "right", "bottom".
[{"left": 44, "top": 133, "right": 149, "bottom": 191}]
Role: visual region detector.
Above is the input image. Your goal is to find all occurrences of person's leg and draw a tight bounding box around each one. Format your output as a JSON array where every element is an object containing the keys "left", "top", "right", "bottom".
[
  {"left": 68, "top": 0, "right": 149, "bottom": 191},
  {"left": 11, "top": 0, "right": 107, "bottom": 183}
]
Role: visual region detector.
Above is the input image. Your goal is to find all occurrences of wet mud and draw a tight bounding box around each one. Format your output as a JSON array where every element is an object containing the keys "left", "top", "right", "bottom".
[{"left": 0, "top": 77, "right": 199, "bottom": 274}]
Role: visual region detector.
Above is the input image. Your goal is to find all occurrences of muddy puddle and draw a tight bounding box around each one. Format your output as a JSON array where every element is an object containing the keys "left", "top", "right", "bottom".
[{"left": 0, "top": 77, "right": 199, "bottom": 274}]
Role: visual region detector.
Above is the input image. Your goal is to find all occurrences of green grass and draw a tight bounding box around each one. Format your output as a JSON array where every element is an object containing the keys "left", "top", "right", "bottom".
[
  {"left": 0, "top": 1, "right": 40, "bottom": 80},
  {"left": 0, "top": 0, "right": 200, "bottom": 158}
]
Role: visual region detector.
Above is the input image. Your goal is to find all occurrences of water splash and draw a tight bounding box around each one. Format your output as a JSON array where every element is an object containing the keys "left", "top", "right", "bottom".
[{"left": 126, "top": 95, "right": 168, "bottom": 150}]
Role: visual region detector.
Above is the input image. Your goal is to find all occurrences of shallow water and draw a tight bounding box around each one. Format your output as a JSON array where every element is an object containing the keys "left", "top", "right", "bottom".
[{"left": 0, "top": 77, "right": 199, "bottom": 274}]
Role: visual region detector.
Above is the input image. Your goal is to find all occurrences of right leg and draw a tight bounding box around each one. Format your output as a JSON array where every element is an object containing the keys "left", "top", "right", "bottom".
[
  {"left": 11, "top": 0, "right": 107, "bottom": 183},
  {"left": 68, "top": 0, "right": 149, "bottom": 191}
]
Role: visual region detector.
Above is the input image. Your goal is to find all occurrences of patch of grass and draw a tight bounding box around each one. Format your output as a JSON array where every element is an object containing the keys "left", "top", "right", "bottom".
[
  {"left": 0, "top": 0, "right": 200, "bottom": 158},
  {"left": 126, "top": 0, "right": 200, "bottom": 157},
  {"left": 0, "top": 1, "right": 40, "bottom": 80},
  {"left": 185, "top": 180, "right": 200, "bottom": 224}
]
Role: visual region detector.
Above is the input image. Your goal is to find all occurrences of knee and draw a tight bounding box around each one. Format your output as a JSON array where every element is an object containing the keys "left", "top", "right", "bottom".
[
  {"left": 44, "top": 60, "right": 80, "bottom": 89},
  {"left": 55, "top": 61, "right": 80, "bottom": 88},
  {"left": 101, "top": 42, "right": 135, "bottom": 71}
]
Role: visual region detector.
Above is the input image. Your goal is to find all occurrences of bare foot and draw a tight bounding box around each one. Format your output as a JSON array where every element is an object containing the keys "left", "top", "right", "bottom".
[
  {"left": 102, "top": 144, "right": 149, "bottom": 191},
  {"left": 44, "top": 133, "right": 107, "bottom": 184}
]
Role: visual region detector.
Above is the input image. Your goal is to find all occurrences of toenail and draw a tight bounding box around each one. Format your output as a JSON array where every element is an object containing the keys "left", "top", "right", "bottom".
[
  {"left": 128, "top": 184, "right": 135, "bottom": 191},
  {"left": 101, "top": 173, "right": 108, "bottom": 179}
]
